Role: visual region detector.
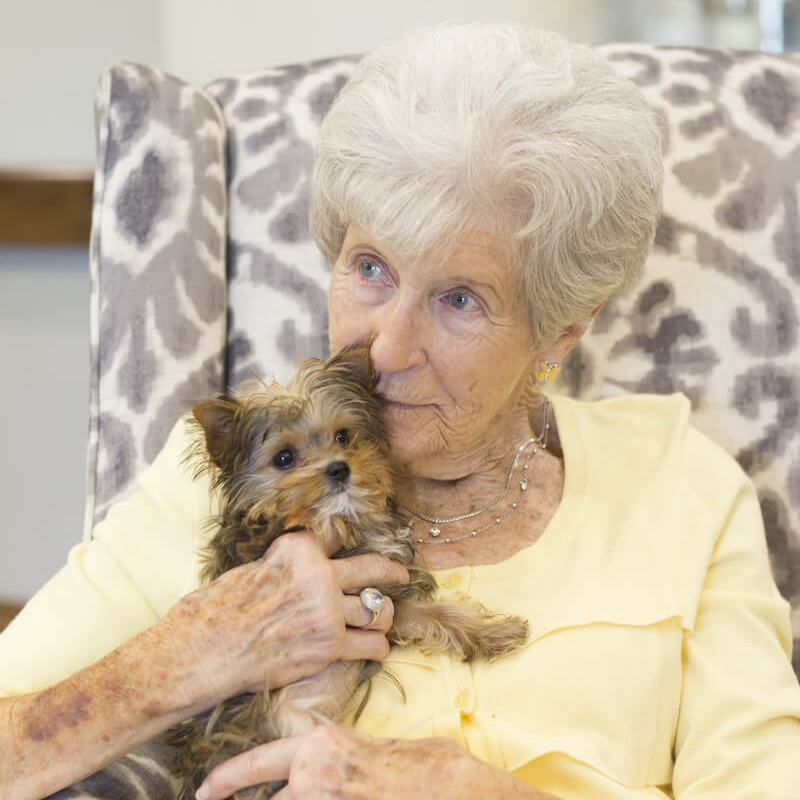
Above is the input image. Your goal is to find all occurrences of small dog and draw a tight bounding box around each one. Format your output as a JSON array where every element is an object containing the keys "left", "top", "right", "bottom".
[{"left": 168, "top": 345, "right": 529, "bottom": 799}]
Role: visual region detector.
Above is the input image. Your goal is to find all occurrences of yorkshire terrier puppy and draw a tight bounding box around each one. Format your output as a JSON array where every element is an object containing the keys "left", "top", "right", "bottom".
[{"left": 167, "top": 345, "right": 528, "bottom": 799}]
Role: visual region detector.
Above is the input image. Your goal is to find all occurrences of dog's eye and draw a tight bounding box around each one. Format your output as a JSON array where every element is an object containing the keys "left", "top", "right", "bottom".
[
  {"left": 272, "top": 449, "right": 296, "bottom": 469},
  {"left": 335, "top": 429, "right": 349, "bottom": 446}
]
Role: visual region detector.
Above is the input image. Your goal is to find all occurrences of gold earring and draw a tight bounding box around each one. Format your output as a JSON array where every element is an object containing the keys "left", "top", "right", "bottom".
[{"left": 537, "top": 360, "right": 561, "bottom": 382}]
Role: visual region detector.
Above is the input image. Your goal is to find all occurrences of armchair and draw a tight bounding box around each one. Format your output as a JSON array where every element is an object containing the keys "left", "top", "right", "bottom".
[
  {"left": 86, "top": 43, "right": 800, "bottom": 671},
  {"left": 56, "top": 40, "right": 800, "bottom": 799}
]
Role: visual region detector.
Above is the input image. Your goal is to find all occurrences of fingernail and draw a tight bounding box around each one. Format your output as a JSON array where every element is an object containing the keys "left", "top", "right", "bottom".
[{"left": 195, "top": 787, "right": 210, "bottom": 800}]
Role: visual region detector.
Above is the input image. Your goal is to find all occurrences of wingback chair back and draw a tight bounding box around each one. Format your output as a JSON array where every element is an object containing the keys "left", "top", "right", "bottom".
[{"left": 85, "top": 45, "right": 800, "bottom": 679}]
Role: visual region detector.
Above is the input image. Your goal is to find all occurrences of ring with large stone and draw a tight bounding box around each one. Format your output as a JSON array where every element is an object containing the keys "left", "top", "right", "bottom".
[{"left": 359, "top": 587, "right": 385, "bottom": 627}]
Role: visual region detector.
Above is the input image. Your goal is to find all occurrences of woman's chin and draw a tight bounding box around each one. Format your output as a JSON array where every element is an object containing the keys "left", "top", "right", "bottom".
[{"left": 383, "top": 407, "right": 437, "bottom": 466}]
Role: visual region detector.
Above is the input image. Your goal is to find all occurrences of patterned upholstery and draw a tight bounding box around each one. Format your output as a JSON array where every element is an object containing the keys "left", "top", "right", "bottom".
[
  {"left": 85, "top": 63, "right": 228, "bottom": 533},
  {"left": 60, "top": 43, "right": 800, "bottom": 799}
]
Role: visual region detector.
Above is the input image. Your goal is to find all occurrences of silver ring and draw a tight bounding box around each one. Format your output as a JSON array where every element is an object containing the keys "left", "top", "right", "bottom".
[{"left": 359, "top": 587, "right": 385, "bottom": 626}]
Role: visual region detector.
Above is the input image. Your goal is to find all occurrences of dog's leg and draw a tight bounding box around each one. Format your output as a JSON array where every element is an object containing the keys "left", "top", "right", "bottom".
[{"left": 391, "top": 600, "right": 529, "bottom": 661}]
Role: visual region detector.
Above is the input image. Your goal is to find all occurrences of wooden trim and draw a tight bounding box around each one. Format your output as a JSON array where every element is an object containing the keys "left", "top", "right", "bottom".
[
  {"left": 0, "top": 602, "right": 21, "bottom": 632},
  {"left": 0, "top": 168, "right": 93, "bottom": 246}
]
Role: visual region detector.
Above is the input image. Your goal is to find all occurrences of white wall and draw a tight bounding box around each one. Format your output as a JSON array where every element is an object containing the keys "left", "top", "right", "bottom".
[
  {"left": 161, "top": 0, "right": 605, "bottom": 84},
  {"left": 0, "top": 0, "right": 763, "bottom": 604},
  {"left": 0, "top": 0, "right": 163, "bottom": 165},
  {"left": 0, "top": 250, "right": 89, "bottom": 601},
  {"left": 160, "top": 0, "right": 733, "bottom": 85},
  {"left": 0, "top": 0, "right": 162, "bottom": 603}
]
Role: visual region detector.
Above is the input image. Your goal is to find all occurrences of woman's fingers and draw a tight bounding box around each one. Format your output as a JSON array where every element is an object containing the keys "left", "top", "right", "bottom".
[
  {"left": 198, "top": 725, "right": 513, "bottom": 800},
  {"left": 333, "top": 552, "right": 408, "bottom": 593},
  {"left": 197, "top": 737, "right": 297, "bottom": 800},
  {"left": 344, "top": 592, "right": 394, "bottom": 631},
  {"left": 341, "top": 627, "right": 391, "bottom": 662}
]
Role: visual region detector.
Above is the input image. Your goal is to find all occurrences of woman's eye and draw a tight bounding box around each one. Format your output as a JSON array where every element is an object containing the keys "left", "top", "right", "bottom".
[
  {"left": 358, "top": 259, "right": 384, "bottom": 281},
  {"left": 335, "top": 429, "right": 349, "bottom": 446},
  {"left": 445, "top": 290, "right": 479, "bottom": 312},
  {"left": 272, "top": 449, "right": 296, "bottom": 469}
]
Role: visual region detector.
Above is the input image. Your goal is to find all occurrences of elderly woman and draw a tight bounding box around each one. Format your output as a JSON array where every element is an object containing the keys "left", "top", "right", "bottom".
[{"left": 1, "top": 22, "right": 799, "bottom": 800}]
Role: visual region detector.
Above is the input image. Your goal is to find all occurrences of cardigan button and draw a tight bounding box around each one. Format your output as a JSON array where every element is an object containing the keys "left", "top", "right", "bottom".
[{"left": 441, "top": 573, "right": 462, "bottom": 590}]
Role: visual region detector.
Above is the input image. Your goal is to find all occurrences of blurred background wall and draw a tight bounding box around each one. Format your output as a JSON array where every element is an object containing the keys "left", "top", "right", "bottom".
[{"left": 0, "top": 0, "right": 796, "bottom": 607}]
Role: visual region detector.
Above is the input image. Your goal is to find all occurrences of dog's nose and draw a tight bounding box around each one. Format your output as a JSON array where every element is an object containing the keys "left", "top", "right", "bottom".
[{"left": 326, "top": 460, "right": 351, "bottom": 483}]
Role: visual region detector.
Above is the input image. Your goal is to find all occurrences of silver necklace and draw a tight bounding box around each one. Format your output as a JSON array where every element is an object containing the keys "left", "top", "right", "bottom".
[{"left": 406, "top": 398, "right": 551, "bottom": 546}]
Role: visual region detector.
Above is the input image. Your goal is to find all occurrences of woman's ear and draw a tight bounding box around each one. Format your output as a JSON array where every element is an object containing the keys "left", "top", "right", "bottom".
[{"left": 542, "top": 302, "right": 607, "bottom": 366}]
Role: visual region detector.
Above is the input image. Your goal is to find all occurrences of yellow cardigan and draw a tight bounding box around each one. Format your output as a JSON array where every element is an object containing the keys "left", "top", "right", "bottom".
[{"left": 2, "top": 394, "right": 799, "bottom": 799}]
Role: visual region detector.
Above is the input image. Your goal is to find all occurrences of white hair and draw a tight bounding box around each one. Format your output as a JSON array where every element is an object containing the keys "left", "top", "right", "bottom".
[{"left": 310, "top": 21, "right": 664, "bottom": 347}]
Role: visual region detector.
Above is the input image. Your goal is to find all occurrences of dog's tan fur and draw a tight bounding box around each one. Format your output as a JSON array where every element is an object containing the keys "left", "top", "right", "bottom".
[{"left": 167, "top": 346, "right": 529, "bottom": 799}]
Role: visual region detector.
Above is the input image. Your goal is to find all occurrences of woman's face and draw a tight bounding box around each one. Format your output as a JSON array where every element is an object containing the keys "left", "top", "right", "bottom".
[{"left": 328, "top": 223, "right": 543, "bottom": 479}]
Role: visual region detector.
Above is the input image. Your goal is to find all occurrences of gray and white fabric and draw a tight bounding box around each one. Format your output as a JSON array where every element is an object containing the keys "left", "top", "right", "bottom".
[
  {"left": 63, "top": 43, "right": 800, "bottom": 800},
  {"left": 575, "top": 45, "right": 800, "bottom": 677},
  {"left": 85, "top": 63, "right": 228, "bottom": 533}
]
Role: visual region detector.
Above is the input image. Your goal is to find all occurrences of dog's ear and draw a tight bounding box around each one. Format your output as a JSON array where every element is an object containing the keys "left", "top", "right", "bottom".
[
  {"left": 192, "top": 397, "right": 240, "bottom": 467},
  {"left": 330, "top": 344, "right": 378, "bottom": 392}
]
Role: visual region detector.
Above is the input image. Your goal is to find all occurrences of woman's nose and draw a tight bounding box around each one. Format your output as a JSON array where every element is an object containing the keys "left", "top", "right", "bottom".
[{"left": 369, "top": 300, "right": 427, "bottom": 373}]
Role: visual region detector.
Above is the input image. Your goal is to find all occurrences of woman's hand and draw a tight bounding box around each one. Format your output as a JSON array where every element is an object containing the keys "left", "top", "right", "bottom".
[
  {"left": 196, "top": 726, "right": 465, "bottom": 800},
  {"left": 154, "top": 531, "right": 407, "bottom": 713},
  {"left": 0, "top": 533, "right": 406, "bottom": 800},
  {"left": 196, "top": 725, "right": 561, "bottom": 800}
]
